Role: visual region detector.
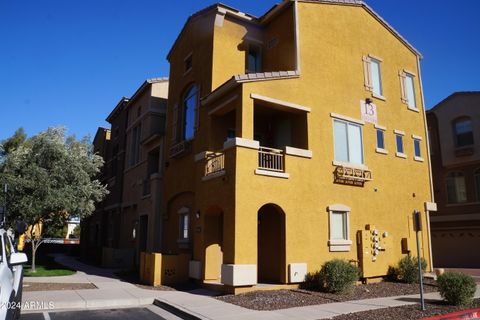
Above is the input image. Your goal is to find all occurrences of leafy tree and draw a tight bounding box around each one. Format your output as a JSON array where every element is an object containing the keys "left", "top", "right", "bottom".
[{"left": 1, "top": 127, "right": 107, "bottom": 272}]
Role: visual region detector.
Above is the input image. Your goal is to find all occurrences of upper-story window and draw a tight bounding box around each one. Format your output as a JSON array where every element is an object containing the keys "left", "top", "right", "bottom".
[
  {"left": 412, "top": 135, "right": 423, "bottom": 162},
  {"left": 333, "top": 119, "right": 364, "bottom": 165},
  {"left": 247, "top": 44, "right": 262, "bottom": 73},
  {"left": 394, "top": 130, "right": 406, "bottom": 158},
  {"left": 375, "top": 125, "right": 387, "bottom": 154},
  {"left": 129, "top": 124, "right": 141, "bottom": 166},
  {"left": 184, "top": 53, "right": 193, "bottom": 74},
  {"left": 400, "top": 71, "right": 417, "bottom": 110},
  {"left": 446, "top": 171, "right": 467, "bottom": 204},
  {"left": 172, "top": 85, "right": 198, "bottom": 143},
  {"left": 363, "top": 55, "right": 383, "bottom": 99},
  {"left": 453, "top": 117, "right": 474, "bottom": 148}
]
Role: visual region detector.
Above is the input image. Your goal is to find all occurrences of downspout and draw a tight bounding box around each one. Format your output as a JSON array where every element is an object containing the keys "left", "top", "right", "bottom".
[
  {"left": 417, "top": 55, "right": 435, "bottom": 272},
  {"left": 293, "top": 0, "right": 301, "bottom": 74}
]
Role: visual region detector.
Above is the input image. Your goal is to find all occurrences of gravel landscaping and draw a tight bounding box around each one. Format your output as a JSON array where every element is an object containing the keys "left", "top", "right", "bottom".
[
  {"left": 23, "top": 282, "right": 97, "bottom": 292},
  {"left": 332, "top": 298, "right": 480, "bottom": 320},
  {"left": 216, "top": 279, "right": 438, "bottom": 311}
]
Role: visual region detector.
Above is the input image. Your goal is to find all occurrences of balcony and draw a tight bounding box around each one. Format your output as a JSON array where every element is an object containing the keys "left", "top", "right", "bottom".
[
  {"left": 258, "top": 147, "right": 284, "bottom": 172},
  {"left": 205, "top": 152, "right": 225, "bottom": 176}
]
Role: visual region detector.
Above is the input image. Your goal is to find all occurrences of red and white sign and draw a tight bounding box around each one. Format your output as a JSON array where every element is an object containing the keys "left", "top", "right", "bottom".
[{"left": 360, "top": 100, "right": 378, "bottom": 124}]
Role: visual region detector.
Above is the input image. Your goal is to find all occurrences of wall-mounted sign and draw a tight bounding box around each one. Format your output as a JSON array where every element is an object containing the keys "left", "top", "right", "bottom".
[{"left": 360, "top": 100, "right": 378, "bottom": 124}]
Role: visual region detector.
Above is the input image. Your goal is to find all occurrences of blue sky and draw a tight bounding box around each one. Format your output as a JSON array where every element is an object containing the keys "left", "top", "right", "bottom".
[{"left": 1, "top": 0, "right": 479, "bottom": 140}]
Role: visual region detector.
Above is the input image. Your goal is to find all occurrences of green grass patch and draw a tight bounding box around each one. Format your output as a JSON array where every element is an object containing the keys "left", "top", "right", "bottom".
[{"left": 24, "top": 255, "right": 76, "bottom": 277}]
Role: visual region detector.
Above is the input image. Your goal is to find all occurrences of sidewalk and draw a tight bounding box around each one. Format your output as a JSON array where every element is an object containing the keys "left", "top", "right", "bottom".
[{"left": 22, "top": 255, "right": 480, "bottom": 319}]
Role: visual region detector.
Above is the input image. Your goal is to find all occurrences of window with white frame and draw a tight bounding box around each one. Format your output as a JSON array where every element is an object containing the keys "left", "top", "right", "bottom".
[
  {"left": 327, "top": 204, "right": 352, "bottom": 252},
  {"left": 178, "top": 207, "right": 190, "bottom": 243},
  {"left": 395, "top": 131, "right": 405, "bottom": 157},
  {"left": 333, "top": 119, "right": 364, "bottom": 165},
  {"left": 363, "top": 55, "right": 383, "bottom": 98},
  {"left": 376, "top": 129, "right": 385, "bottom": 150},
  {"left": 400, "top": 71, "right": 417, "bottom": 109},
  {"left": 413, "top": 137, "right": 422, "bottom": 159},
  {"left": 446, "top": 172, "right": 467, "bottom": 204}
]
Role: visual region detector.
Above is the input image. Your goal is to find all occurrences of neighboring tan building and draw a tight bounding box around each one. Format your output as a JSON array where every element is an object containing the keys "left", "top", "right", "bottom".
[
  {"left": 427, "top": 92, "right": 480, "bottom": 268},
  {"left": 155, "top": 0, "right": 436, "bottom": 293},
  {"left": 84, "top": 78, "right": 168, "bottom": 268}
]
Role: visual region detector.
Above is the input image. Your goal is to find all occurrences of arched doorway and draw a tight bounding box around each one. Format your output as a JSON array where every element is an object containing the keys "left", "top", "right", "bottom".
[
  {"left": 204, "top": 206, "right": 224, "bottom": 281},
  {"left": 258, "top": 204, "right": 286, "bottom": 283}
]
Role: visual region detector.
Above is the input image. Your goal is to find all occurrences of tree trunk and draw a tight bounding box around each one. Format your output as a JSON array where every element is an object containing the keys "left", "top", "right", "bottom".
[{"left": 30, "top": 239, "right": 43, "bottom": 273}]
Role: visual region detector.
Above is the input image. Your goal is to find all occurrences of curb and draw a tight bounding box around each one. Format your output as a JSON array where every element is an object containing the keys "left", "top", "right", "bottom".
[{"left": 153, "top": 299, "right": 203, "bottom": 320}]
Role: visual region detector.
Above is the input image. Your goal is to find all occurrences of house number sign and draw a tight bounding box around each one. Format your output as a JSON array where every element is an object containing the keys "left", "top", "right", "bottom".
[{"left": 360, "top": 100, "right": 378, "bottom": 124}]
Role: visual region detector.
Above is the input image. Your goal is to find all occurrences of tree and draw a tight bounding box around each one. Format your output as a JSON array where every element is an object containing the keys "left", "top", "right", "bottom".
[{"left": 1, "top": 127, "right": 107, "bottom": 272}]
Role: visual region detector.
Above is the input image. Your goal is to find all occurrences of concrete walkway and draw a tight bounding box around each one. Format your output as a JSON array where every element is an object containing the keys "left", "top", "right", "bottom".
[{"left": 22, "top": 255, "right": 480, "bottom": 319}]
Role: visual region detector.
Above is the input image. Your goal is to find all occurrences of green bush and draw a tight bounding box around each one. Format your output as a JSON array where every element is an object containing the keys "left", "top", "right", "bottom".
[
  {"left": 390, "top": 255, "right": 427, "bottom": 283},
  {"left": 437, "top": 272, "right": 477, "bottom": 305},
  {"left": 301, "top": 271, "right": 321, "bottom": 290},
  {"left": 317, "top": 259, "right": 360, "bottom": 293}
]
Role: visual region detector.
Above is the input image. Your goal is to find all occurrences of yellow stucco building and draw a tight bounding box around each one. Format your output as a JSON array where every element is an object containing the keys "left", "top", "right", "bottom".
[{"left": 158, "top": 0, "right": 436, "bottom": 292}]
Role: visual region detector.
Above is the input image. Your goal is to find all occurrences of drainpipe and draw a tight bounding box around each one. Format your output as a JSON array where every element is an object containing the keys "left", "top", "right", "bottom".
[
  {"left": 417, "top": 55, "right": 434, "bottom": 272},
  {"left": 293, "top": 0, "right": 301, "bottom": 74}
]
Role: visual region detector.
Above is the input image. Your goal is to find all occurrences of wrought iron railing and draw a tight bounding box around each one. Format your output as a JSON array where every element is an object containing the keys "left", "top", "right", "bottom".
[{"left": 205, "top": 152, "right": 225, "bottom": 176}]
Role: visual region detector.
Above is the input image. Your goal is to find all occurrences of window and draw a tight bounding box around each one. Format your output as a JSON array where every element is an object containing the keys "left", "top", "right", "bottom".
[
  {"left": 129, "top": 125, "right": 141, "bottom": 166},
  {"left": 395, "top": 131, "right": 405, "bottom": 157},
  {"left": 363, "top": 55, "right": 383, "bottom": 98},
  {"left": 453, "top": 117, "right": 474, "bottom": 147},
  {"left": 446, "top": 172, "right": 467, "bottom": 204},
  {"left": 400, "top": 71, "right": 417, "bottom": 109},
  {"left": 376, "top": 129, "right": 385, "bottom": 150},
  {"left": 333, "top": 119, "right": 364, "bottom": 165},
  {"left": 184, "top": 53, "right": 192, "bottom": 73},
  {"left": 182, "top": 85, "right": 198, "bottom": 141},
  {"left": 370, "top": 59, "right": 383, "bottom": 97},
  {"left": 327, "top": 204, "right": 352, "bottom": 252},
  {"left": 413, "top": 138, "right": 422, "bottom": 159},
  {"left": 247, "top": 44, "right": 262, "bottom": 73},
  {"left": 475, "top": 169, "right": 480, "bottom": 201},
  {"left": 178, "top": 207, "right": 190, "bottom": 245}
]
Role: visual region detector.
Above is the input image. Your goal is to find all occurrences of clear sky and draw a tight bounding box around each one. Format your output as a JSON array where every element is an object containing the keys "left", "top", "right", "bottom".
[{"left": 1, "top": 0, "right": 479, "bottom": 140}]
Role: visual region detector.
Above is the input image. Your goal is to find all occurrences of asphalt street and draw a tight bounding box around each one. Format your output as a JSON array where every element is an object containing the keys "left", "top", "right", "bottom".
[{"left": 21, "top": 307, "right": 183, "bottom": 320}]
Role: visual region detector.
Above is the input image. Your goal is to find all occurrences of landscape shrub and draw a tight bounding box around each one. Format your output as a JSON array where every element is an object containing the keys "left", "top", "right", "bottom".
[
  {"left": 389, "top": 255, "right": 427, "bottom": 283},
  {"left": 317, "top": 259, "right": 360, "bottom": 293},
  {"left": 301, "top": 271, "right": 321, "bottom": 290},
  {"left": 437, "top": 272, "right": 476, "bottom": 305}
]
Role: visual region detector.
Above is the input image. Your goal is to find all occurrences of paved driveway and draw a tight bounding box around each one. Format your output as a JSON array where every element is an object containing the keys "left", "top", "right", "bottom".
[{"left": 21, "top": 307, "right": 183, "bottom": 320}]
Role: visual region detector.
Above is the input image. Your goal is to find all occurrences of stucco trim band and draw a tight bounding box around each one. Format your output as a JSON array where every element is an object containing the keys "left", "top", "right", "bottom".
[
  {"left": 254, "top": 169, "right": 290, "bottom": 179},
  {"left": 285, "top": 146, "right": 312, "bottom": 158},
  {"left": 250, "top": 93, "right": 311, "bottom": 113},
  {"left": 330, "top": 113, "right": 365, "bottom": 125},
  {"left": 223, "top": 138, "right": 259, "bottom": 150}
]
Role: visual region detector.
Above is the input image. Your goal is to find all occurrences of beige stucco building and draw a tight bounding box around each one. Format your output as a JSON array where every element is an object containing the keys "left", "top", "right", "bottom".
[{"left": 428, "top": 92, "right": 480, "bottom": 268}]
